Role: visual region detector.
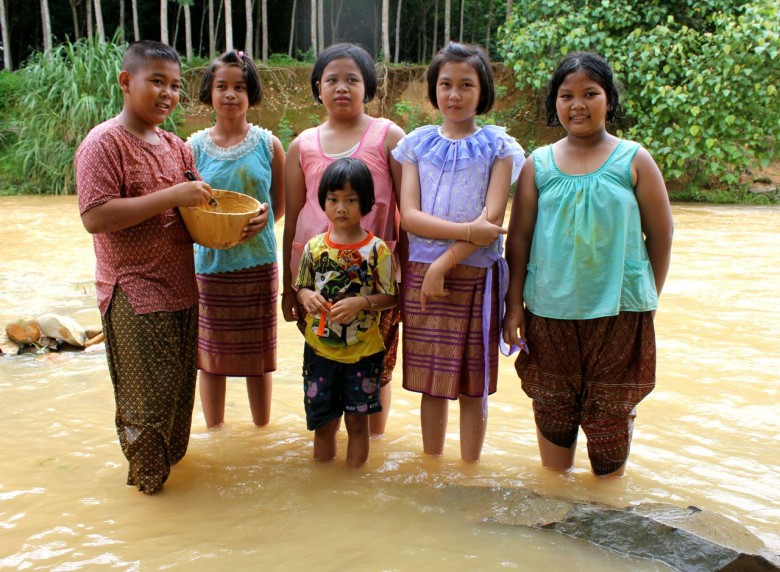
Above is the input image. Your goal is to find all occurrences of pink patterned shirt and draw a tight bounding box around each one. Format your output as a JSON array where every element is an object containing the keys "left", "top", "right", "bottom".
[{"left": 76, "top": 118, "right": 199, "bottom": 315}]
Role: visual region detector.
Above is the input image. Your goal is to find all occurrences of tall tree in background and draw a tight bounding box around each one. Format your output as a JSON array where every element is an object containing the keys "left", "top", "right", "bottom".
[
  {"left": 381, "top": 0, "right": 389, "bottom": 61},
  {"left": 444, "top": 0, "right": 450, "bottom": 45},
  {"left": 68, "top": 0, "right": 80, "bottom": 40},
  {"left": 0, "top": 0, "right": 11, "bottom": 70},
  {"left": 288, "top": 0, "right": 297, "bottom": 56},
  {"left": 86, "top": 0, "right": 93, "bottom": 38},
  {"left": 208, "top": 0, "right": 215, "bottom": 55},
  {"left": 485, "top": 0, "right": 493, "bottom": 55},
  {"left": 131, "top": 0, "right": 139, "bottom": 40},
  {"left": 244, "top": 0, "right": 252, "bottom": 56},
  {"left": 310, "top": 0, "right": 317, "bottom": 56},
  {"left": 394, "top": 0, "right": 402, "bottom": 62},
  {"left": 40, "top": 0, "right": 52, "bottom": 53},
  {"left": 94, "top": 0, "right": 106, "bottom": 42},
  {"left": 431, "top": 0, "right": 438, "bottom": 58},
  {"left": 459, "top": 0, "right": 464, "bottom": 41},
  {"left": 224, "top": 0, "right": 233, "bottom": 51},
  {"left": 182, "top": 0, "right": 193, "bottom": 59},
  {"left": 261, "top": 0, "right": 268, "bottom": 63},
  {"left": 161, "top": 0, "right": 169, "bottom": 44},
  {"left": 119, "top": 0, "right": 125, "bottom": 43},
  {"left": 317, "top": 0, "right": 324, "bottom": 52}
]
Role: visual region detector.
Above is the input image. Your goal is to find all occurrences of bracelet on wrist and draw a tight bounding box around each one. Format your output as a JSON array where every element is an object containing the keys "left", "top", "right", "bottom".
[{"left": 466, "top": 223, "right": 472, "bottom": 243}]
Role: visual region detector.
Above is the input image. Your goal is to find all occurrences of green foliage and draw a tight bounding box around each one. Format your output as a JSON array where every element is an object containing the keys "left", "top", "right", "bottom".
[
  {"left": 277, "top": 114, "right": 295, "bottom": 150},
  {"left": 392, "top": 100, "right": 440, "bottom": 132},
  {"left": 497, "top": 0, "right": 780, "bottom": 188},
  {"left": 0, "top": 70, "right": 22, "bottom": 151},
  {"left": 266, "top": 53, "right": 308, "bottom": 67},
  {"left": 10, "top": 37, "right": 183, "bottom": 195}
]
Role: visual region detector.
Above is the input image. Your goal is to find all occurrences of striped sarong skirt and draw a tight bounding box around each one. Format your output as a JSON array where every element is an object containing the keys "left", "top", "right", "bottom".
[
  {"left": 402, "top": 261, "right": 499, "bottom": 399},
  {"left": 196, "top": 263, "right": 278, "bottom": 377}
]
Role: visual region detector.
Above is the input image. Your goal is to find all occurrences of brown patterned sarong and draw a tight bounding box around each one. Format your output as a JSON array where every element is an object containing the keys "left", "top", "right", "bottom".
[
  {"left": 378, "top": 306, "right": 400, "bottom": 386},
  {"left": 102, "top": 288, "right": 198, "bottom": 494},
  {"left": 197, "top": 264, "right": 278, "bottom": 377},
  {"left": 515, "top": 310, "right": 656, "bottom": 475},
  {"left": 402, "top": 261, "right": 499, "bottom": 399}
]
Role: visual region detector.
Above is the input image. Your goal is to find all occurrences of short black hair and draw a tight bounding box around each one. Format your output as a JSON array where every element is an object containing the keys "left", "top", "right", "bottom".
[
  {"left": 310, "top": 43, "right": 377, "bottom": 104},
  {"left": 317, "top": 158, "right": 375, "bottom": 216},
  {"left": 199, "top": 50, "right": 263, "bottom": 106},
  {"left": 122, "top": 40, "right": 180, "bottom": 73},
  {"left": 426, "top": 42, "right": 494, "bottom": 115},
  {"left": 545, "top": 51, "right": 622, "bottom": 126}
]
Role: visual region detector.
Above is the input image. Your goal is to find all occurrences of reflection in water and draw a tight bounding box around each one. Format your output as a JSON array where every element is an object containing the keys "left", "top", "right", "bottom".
[{"left": 1, "top": 197, "right": 778, "bottom": 569}]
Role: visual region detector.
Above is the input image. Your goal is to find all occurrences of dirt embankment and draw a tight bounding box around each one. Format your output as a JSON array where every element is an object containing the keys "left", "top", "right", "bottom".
[{"left": 181, "top": 63, "right": 556, "bottom": 147}]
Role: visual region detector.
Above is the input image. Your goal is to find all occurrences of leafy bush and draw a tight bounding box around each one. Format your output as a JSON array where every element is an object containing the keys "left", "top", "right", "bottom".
[
  {"left": 497, "top": 0, "right": 780, "bottom": 187},
  {"left": 11, "top": 37, "right": 182, "bottom": 195},
  {"left": 0, "top": 70, "right": 22, "bottom": 150}
]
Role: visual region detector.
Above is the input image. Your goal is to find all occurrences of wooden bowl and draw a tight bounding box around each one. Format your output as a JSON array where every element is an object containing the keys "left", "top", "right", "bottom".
[{"left": 179, "top": 189, "right": 261, "bottom": 250}]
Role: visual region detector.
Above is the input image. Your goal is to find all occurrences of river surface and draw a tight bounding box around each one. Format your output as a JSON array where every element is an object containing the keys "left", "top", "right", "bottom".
[{"left": 1, "top": 197, "right": 778, "bottom": 570}]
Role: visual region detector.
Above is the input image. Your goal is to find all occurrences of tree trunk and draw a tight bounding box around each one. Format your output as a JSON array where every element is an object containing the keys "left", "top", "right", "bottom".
[
  {"left": 172, "top": 4, "right": 181, "bottom": 48},
  {"left": 94, "top": 0, "right": 105, "bottom": 42},
  {"left": 310, "top": 0, "right": 316, "bottom": 57},
  {"left": 317, "top": 0, "right": 324, "bottom": 53},
  {"left": 40, "top": 0, "right": 52, "bottom": 53},
  {"left": 184, "top": 3, "right": 193, "bottom": 59},
  {"left": 0, "top": 0, "right": 11, "bottom": 70},
  {"left": 119, "top": 0, "right": 125, "bottom": 43},
  {"left": 131, "top": 0, "right": 139, "bottom": 41},
  {"left": 444, "top": 0, "right": 450, "bottom": 46},
  {"left": 431, "top": 0, "right": 438, "bottom": 59},
  {"left": 485, "top": 0, "right": 493, "bottom": 56},
  {"left": 459, "top": 0, "right": 464, "bottom": 42},
  {"left": 394, "top": 0, "right": 402, "bottom": 63},
  {"left": 68, "top": 0, "right": 80, "bottom": 40},
  {"left": 224, "top": 0, "right": 233, "bottom": 52},
  {"left": 261, "top": 0, "right": 268, "bottom": 63},
  {"left": 86, "top": 0, "right": 93, "bottom": 38},
  {"left": 381, "top": 0, "right": 389, "bottom": 62},
  {"left": 288, "top": 0, "right": 296, "bottom": 57},
  {"left": 160, "top": 0, "right": 168, "bottom": 45},
  {"left": 244, "top": 0, "right": 252, "bottom": 56},
  {"left": 506, "top": 0, "right": 513, "bottom": 21},
  {"left": 208, "top": 0, "right": 215, "bottom": 55}
]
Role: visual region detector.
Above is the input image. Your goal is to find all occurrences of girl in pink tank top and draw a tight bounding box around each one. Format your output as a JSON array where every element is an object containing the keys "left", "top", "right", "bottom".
[{"left": 283, "top": 43, "right": 405, "bottom": 438}]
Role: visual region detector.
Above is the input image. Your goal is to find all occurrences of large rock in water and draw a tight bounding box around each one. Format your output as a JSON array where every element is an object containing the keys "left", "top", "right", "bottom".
[
  {"left": 5, "top": 319, "right": 43, "bottom": 345},
  {"left": 446, "top": 486, "right": 780, "bottom": 571},
  {"left": 36, "top": 313, "right": 87, "bottom": 347}
]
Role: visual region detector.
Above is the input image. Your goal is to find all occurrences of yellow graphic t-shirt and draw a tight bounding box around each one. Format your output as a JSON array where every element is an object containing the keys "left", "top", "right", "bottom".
[{"left": 295, "top": 230, "right": 397, "bottom": 364}]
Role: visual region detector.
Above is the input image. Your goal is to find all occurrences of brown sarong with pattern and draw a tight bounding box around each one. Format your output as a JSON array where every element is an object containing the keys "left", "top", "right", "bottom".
[
  {"left": 402, "top": 261, "right": 498, "bottom": 399},
  {"left": 515, "top": 310, "right": 656, "bottom": 475},
  {"left": 197, "top": 264, "right": 278, "bottom": 377},
  {"left": 102, "top": 288, "right": 198, "bottom": 494}
]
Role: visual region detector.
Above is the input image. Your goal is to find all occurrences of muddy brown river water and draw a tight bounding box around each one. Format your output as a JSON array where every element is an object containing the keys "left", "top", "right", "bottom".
[{"left": 1, "top": 197, "right": 778, "bottom": 570}]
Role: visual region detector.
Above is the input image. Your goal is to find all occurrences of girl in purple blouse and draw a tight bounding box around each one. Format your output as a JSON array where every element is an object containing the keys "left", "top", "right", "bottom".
[{"left": 393, "top": 42, "right": 525, "bottom": 462}]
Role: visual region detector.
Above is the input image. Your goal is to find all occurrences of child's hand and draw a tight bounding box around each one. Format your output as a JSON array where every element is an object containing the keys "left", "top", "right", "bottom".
[
  {"left": 329, "top": 297, "right": 365, "bottom": 324},
  {"left": 502, "top": 308, "right": 528, "bottom": 351},
  {"left": 298, "top": 289, "right": 330, "bottom": 316},
  {"left": 469, "top": 207, "right": 507, "bottom": 247},
  {"left": 170, "top": 181, "right": 213, "bottom": 208},
  {"left": 420, "top": 260, "right": 449, "bottom": 311},
  {"left": 281, "top": 292, "right": 301, "bottom": 322},
  {"left": 240, "top": 203, "right": 270, "bottom": 242}
]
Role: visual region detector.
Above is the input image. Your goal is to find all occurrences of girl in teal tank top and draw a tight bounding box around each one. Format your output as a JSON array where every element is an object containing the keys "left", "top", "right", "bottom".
[
  {"left": 187, "top": 51, "right": 285, "bottom": 430},
  {"left": 503, "top": 52, "right": 674, "bottom": 477}
]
